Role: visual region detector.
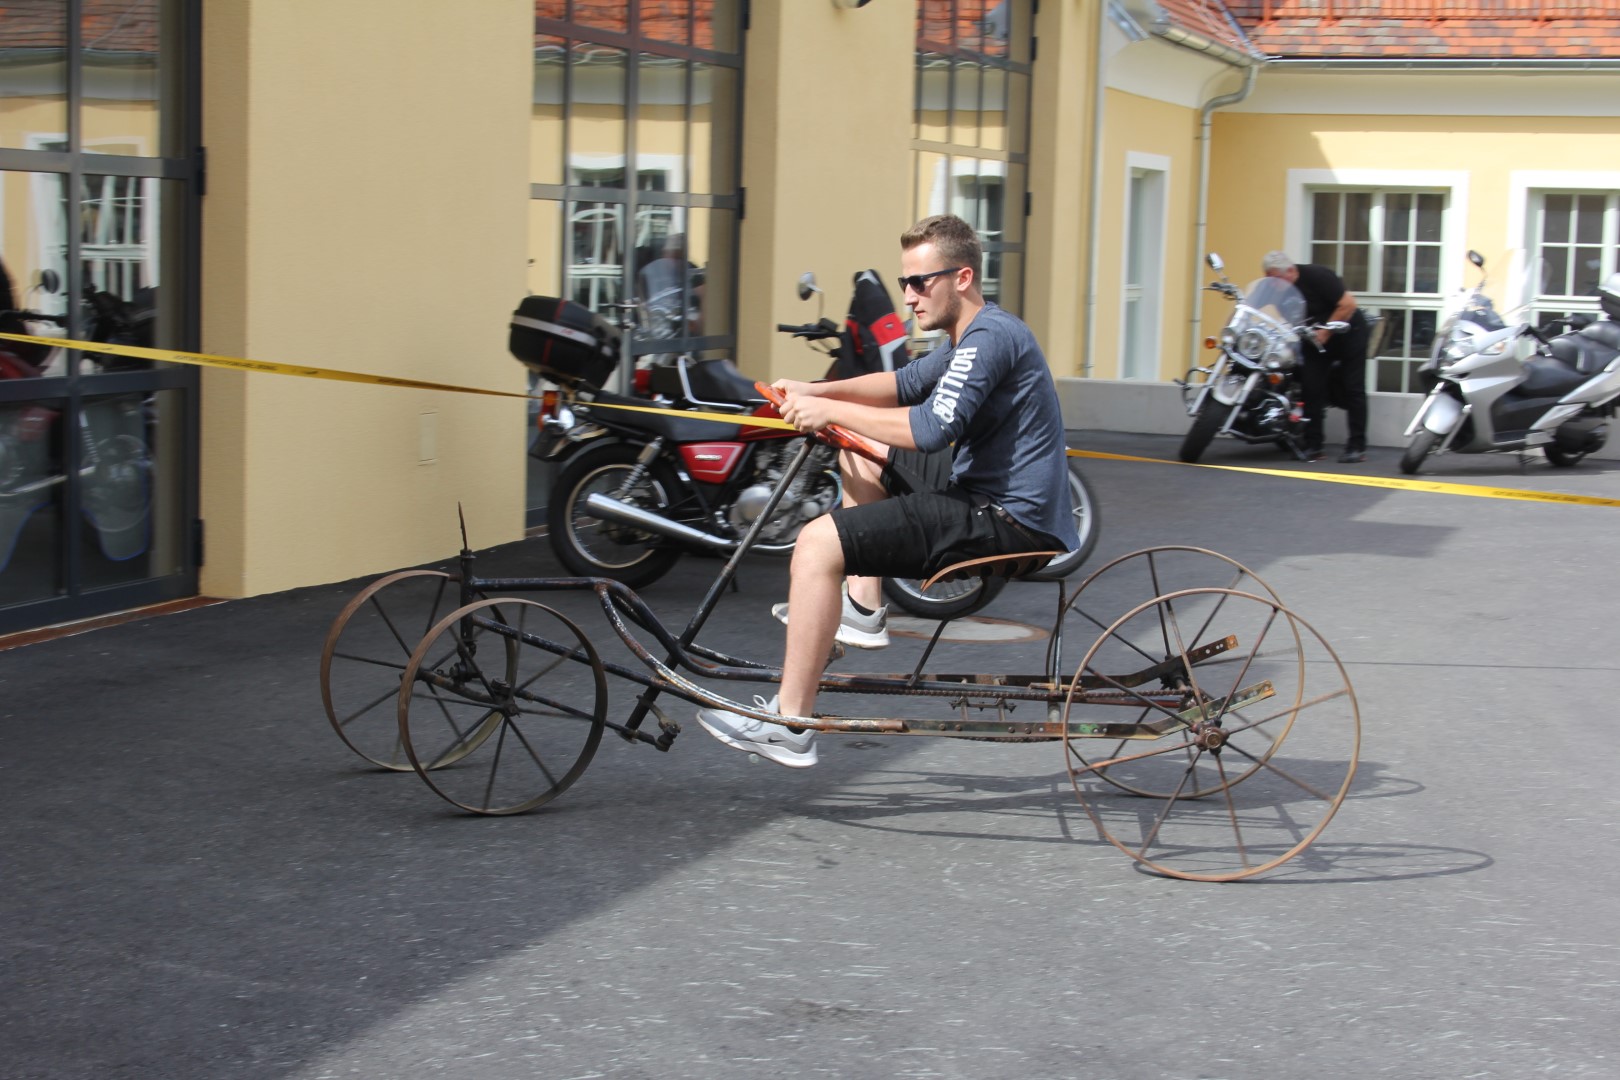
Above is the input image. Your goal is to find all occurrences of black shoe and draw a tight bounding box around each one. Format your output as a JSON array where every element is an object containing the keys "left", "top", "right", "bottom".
[
  {"left": 1304, "top": 449, "right": 1326, "bottom": 462},
  {"left": 1338, "top": 449, "right": 1366, "bottom": 463}
]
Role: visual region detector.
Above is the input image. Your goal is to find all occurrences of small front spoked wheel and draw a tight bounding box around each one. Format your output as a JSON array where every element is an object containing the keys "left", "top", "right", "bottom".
[
  {"left": 399, "top": 598, "right": 607, "bottom": 815},
  {"left": 1063, "top": 587, "right": 1359, "bottom": 881},
  {"left": 322, "top": 569, "right": 487, "bottom": 771}
]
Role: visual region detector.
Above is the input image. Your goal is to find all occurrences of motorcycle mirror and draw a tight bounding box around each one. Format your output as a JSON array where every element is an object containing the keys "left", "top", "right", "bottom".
[
  {"left": 36, "top": 268, "right": 61, "bottom": 294},
  {"left": 1205, "top": 253, "right": 1225, "bottom": 273},
  {"left": 796, "top": 272, "right": 821, "bottom": 302},
  {"left": 1467, "top": 250, "right": 1485, "bottom": 269}
]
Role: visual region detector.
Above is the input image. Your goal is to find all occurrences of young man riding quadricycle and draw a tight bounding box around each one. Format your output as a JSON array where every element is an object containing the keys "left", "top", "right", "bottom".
[
  {"left": 699, "top": 215, "right": 1078, "bottom": 768},
  {"left": 319, "top": 216, "right": 1361, "bottom": 882}
]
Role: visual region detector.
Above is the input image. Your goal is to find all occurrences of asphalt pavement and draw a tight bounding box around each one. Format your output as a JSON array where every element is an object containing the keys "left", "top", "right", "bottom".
[{"left": 5, "top": 430, "right": 1619, "bottom": 1080}]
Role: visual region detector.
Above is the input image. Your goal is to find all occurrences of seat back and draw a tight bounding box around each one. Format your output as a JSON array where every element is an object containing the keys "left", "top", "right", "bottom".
[{"left": 920, "top": 550, "right": 1065, "bottom": 592}]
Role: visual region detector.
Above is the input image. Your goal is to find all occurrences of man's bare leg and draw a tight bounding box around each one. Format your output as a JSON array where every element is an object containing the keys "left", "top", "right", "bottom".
[
  {"left": 778, "top": 514, "right": 844, "bottom": 719},
  {"left": 838, "top": 447, "right": 887, "bottom": 612}
]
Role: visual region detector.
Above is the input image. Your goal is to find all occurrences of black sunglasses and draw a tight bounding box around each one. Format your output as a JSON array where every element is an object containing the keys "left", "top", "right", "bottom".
[{"left": 897, "top": 267, "right": 963, "bottom": 294}]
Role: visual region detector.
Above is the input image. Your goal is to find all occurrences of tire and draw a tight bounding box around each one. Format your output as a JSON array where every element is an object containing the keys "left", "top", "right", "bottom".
[
  {"left": 1399, "top": 428, "right": 1441, "bottom": 475},
  {"left": 546, "top": 442, "right": 682, "bottom": 588},
  {"left": 884, "top": 572, "right": 1007, "bottom": 620},
  {"left": 883, "top": 462, "right": 1099, "bottom": 616},
  {"left": 1544, "top": 446, "right": 1587, "bottom": 468},
  {"left": 1027, "top": 462, "right": 1100, "bottom": 582},
  {"left": 1179, "top": 403, "right": 1225, "bottom": 463}
]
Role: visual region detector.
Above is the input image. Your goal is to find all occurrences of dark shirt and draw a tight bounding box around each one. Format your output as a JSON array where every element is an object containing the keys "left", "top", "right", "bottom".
[
  {"left": 895, "top": 304, "right": 1080, "bottom": 552},
  {"left": 1293, "top": 263, "right": 1363, "bottom": 328}
]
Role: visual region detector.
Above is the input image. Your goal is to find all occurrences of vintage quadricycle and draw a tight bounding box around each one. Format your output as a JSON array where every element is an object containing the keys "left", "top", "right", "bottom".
[{"left": 320, "top": 386, "right": 1359, "bottom": 882}]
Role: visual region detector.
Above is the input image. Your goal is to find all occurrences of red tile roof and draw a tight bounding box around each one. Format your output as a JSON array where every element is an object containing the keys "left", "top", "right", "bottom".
[
  {"left": 0, "top": 0, "right": 158, "bottom": 53},
  {"left": 1224, "top": 1, "right": 1620, "bottom": 59}
]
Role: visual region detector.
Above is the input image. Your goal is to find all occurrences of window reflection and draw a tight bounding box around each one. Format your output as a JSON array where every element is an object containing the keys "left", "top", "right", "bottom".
[{"left": 0, "top": 1, "right": 69, "bottom": 151}]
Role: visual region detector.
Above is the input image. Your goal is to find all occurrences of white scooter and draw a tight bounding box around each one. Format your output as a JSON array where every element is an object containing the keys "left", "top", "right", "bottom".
[{"left": 1400, "top": 251, "right": 1620, "bottom": 474}]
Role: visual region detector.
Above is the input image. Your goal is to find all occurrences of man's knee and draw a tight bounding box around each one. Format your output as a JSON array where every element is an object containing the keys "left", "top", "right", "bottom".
[{"left": 792, "top": 515, "right": 846, "bottom": 576}]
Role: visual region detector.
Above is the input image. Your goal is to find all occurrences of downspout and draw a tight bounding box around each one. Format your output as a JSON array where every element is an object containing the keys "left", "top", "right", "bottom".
[
  {"left": 1190, "top": 61, "right": 1258, "bottom": 368},
  {"left": 1081, "top": 0, "right": 1110, "bottom": 376}
]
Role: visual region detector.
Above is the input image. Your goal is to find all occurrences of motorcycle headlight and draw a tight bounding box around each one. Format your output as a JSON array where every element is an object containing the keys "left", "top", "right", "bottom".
[
  {"left": 1262, "top": 346, "right": 1292, "bottom": 370},
  {"left": 1237, "top": 328, "right": 1269, "bottom": 360},
  {"left": 1219, "top": 327, "right": 1238, "bottom": 349}
]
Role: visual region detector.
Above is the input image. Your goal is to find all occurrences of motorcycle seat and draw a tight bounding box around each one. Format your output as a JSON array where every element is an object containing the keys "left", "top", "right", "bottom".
[
  {"left": 1518, "top": 356, "right": 1590, "bottom": 398},
  {"left": 1547, "top": 328, "right": 1620, "bottom": 376},
  {"left": 647, "top": 357, "right": 762, "bottom": 407}
]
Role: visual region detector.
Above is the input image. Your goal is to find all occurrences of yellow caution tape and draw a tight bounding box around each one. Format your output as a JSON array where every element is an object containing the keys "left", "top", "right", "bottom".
[
  {"left": 6, "top": 329, "right": 1612, "bottom": 506},
  {"left": 1068, "top": 448, "right": 1620, "bottom": 508},
  {"left": 0, "top": 329, "right": 795, "bottom": 430}
]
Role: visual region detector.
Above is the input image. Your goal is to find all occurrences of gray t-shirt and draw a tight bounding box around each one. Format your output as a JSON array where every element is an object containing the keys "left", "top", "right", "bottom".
[{"left": 895, "top": 303, "right": 1080, "bottom": 552}]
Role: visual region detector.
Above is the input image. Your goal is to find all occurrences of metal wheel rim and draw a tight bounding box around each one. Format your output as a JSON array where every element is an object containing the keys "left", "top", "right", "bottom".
[
  {"left": 566, "top": 462, "right": 673, "bottom": 572},
  {"left": 398, "top": 597, "right": 608, "bottom": 815},
  {"left": 321, "top": 569, "right": 495, "bottom": 771},
  {"left": 1062, "top": 587, "right": 1359, "bottom": 882}
]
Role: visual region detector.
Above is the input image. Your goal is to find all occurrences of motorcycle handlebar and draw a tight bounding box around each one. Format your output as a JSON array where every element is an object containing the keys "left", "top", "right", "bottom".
[{"left": 775, "top": 319, "right": 840, "bottom": 340}]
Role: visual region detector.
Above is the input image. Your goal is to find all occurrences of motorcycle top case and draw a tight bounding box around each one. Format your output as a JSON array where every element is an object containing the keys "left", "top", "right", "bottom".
[{"left": 509, "top": 295, "right": 620, "bottom": 389}]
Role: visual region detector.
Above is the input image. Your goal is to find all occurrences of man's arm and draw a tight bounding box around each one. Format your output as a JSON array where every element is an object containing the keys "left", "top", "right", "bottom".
[
  {"left": 773, "top": 370, "right": 899, "bottom": 407},
  {"left": 772, "top": 372, "right": 919, "bottom": 449},
  {"left": 1317, "top": 289, "right": 1358, "bottom": 346}
]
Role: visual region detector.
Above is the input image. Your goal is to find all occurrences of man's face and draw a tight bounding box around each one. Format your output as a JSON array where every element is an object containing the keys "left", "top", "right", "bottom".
[
  {"left": 901, "top": 242, "right": 962, "bottom": 333},
  {"left": 1265, "top": 266, "right": 1300, "bottom": 285}
]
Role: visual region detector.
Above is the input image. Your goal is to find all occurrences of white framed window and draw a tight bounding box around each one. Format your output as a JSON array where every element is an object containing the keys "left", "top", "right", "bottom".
[
  {"left": 1512, "top": 176, "right": 1620, "bottom": 329},
  {"left": 1287, "top": 170, "right": 1468, "bottom": 394},
  {"left": 1120, "top": 153, "right": 1168, "bottom": 380}
]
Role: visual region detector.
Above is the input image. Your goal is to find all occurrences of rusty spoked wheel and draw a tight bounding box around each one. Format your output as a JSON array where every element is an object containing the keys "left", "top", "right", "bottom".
[
  {"left": 1053, "top": 547, "right": 1288, "bottom": 798},
  {"left": 1062, "top": 587, "right": 1358, "bottom": 881},
  {"left": 398, "top": 597, "right": 607, "bottom": 815},
  {"left": 321, "top": 569, "right": 495, "bottom": 771}
]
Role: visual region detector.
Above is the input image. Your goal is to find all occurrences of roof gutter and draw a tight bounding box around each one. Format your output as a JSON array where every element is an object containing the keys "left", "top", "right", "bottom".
[{"left": 1265, "top": 57, "right": 1620, "bottom": 72}]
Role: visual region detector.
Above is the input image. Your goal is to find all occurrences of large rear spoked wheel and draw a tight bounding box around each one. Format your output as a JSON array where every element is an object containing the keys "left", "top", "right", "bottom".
[
  {"left": 399, "top": 598, "right": 607, "bottom": 815},
  {"left": 1063, "top": 587, "right": 1358, "bottom": 881},
  {"left": 322, "top": 569, "right": 490, "bottom": 771}
]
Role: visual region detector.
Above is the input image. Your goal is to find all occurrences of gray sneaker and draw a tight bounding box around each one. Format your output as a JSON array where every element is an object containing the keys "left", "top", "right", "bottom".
[
  {"left": 771, "top": 589, "right": 890, "bottom": 649},
  {"left": 696, "top": 695, "right": 818, "bottom": 769}
]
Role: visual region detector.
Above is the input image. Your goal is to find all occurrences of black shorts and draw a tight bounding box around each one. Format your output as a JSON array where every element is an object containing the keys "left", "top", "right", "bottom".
[{"left": 832, "top": 487, "right": 1059, "bottom": 580}]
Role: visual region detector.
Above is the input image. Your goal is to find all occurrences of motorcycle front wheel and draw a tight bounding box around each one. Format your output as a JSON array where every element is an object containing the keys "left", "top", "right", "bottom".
[
  {"left": 1399, "top": 428, "right": 1441, "bottom": 475},
  {"left": 883, "top": 462, "right": 1099, "bottom": 619},
  {"left": 547, "top": 442, "right": 682, "bottom": 588},
  {"left": 1178, "top": 402, "right": 1226, "bottom": 463}
]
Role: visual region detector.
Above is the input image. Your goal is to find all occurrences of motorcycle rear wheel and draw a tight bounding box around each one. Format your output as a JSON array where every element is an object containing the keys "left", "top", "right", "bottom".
[
  {"left": 1544, "top": 446, "right": 1587, "bottom": 468},
  {"left": 1178, "top": 403, "right": 1225, "bottom": 463},
  {"left": 547, "top": 442, "right": 682, "bottom": 588},
  {"left": 1399, "top": 429, "right": 1441, "bottom": 475}
]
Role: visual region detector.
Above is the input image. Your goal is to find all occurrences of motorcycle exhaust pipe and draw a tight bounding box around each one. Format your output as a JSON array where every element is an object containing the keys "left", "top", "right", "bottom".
[{"left": 582, "top": 493, "right": 736, "bottom": 553}]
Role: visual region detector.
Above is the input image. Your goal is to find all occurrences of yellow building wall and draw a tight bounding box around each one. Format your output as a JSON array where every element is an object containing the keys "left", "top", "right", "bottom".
[
  {"left": 1026, "top": 0, "right": 1096, "bottom": 378},
  {"left": 200, "top": 0, "right": 532, "bottom": 598},
  {"left": 1204, "top": 111, "right": 1620, "bottom": 341},
  {"left": 737, "top": 1, "right": 914, "bottom": 383},
  {"left": 1092, "top": 88, "right": 1200, "bottom": 380}
]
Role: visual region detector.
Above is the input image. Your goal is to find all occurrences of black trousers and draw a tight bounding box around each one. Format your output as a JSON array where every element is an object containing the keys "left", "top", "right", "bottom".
[{"left": 1299, "top": 315, "right": 1371, "bottom": 453}]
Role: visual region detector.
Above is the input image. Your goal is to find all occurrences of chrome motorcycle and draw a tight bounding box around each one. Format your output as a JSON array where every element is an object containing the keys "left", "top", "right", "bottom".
[{"left": 1179, "top": 253, "right": 1343, "bottom": 464}]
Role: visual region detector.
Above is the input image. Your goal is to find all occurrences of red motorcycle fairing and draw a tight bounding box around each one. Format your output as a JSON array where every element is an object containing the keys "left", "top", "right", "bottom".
[{"left": 677, "top": 442, "right": 745, "bottom": 484}]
